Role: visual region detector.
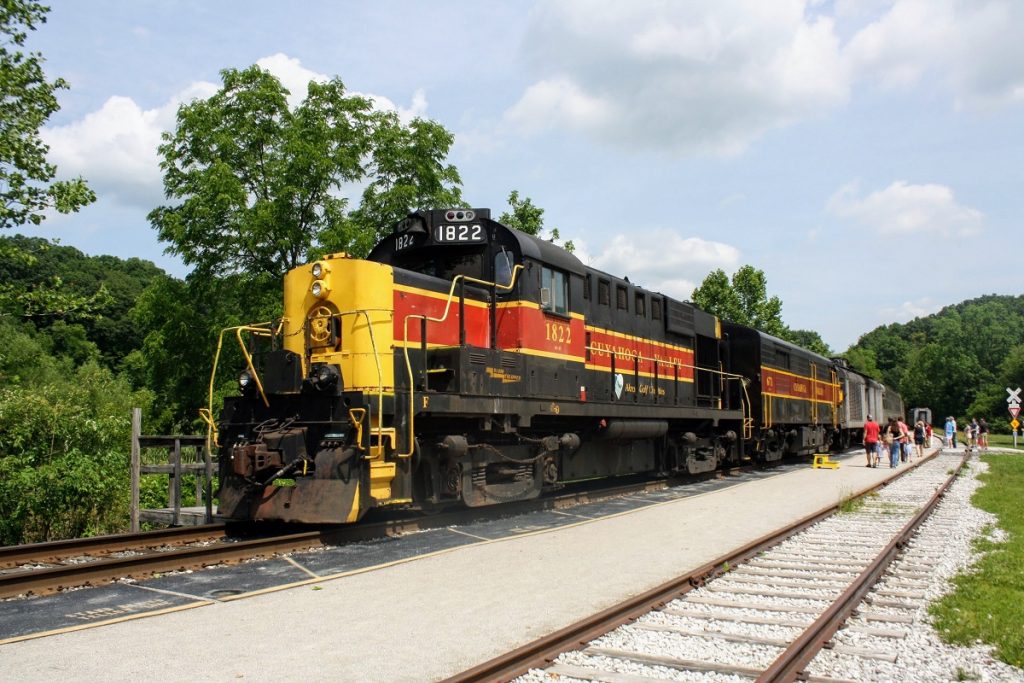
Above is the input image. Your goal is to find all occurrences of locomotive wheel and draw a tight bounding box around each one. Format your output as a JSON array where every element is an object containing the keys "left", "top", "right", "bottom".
[
  {"left": 542, "top": 455, "right": 558, "bottom": 484},
  {"left": 443, "top": 464, "right": 461, "bottom": 494}
]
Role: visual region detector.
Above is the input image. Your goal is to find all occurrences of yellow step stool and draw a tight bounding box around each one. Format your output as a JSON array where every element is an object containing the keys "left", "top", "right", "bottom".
[{"left": 812, "top": 453, "right": 840, "bottom": 469}]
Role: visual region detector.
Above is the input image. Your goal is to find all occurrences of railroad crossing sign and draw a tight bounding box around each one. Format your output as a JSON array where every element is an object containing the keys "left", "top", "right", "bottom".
[{"left": 1008, "top": 387, "right": 1022, "bottom": 413}]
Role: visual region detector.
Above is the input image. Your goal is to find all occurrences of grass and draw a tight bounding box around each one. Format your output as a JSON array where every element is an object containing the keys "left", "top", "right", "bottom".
[
  {"left": 987, "top": 434, "right": 1024, "bottom": 451},
  {"left": 837, "top": 486, "right": 865, "bottom": 514},
  {"left": 929, "top": 454, "right": 1024, "bottom": 669}
]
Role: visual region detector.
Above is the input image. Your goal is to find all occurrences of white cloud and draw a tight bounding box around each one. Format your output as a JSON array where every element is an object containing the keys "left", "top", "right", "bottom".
[
  {"left": 41, "top": 53, "right": 427, "bottom": 211},
  {"left": 258, "top": 53, "right": 429, "bottom": 121},
  {"left": 843, "top": 0, "right": 1024, "bottom": 108},
  {"left": 256, "top": 53, "right": 329, "bottom": 108},
  {"left": 588, "top": 230, "right": 741, "bottom": 300},
  {"left": 826, "top": 180, "right": 984, "bottom": 236},
  {"left": 878, "top": 297, "right": 942, "bottom": 322},
  {"left": 41, "top": 82, "right": 218, "bottom": 208},
  {"left": 504, "top": 1, "right": 1024, "bottom": 156},
  {"left": 505, "top": 78, "right": 614, "bottom": 133},
  {"left": 507, "top": 0, "right": 848, "bottom": 155}
]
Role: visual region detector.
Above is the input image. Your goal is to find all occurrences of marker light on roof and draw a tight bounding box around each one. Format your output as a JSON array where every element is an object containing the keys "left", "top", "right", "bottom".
[{"left": 444, "top": 210, "right": 475, "bottom": 222}]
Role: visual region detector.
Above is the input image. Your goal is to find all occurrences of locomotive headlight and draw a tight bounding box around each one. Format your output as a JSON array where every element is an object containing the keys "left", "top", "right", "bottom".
[
  {"left": 238, "top": 370, "right": 253, "bottom": 391},
  {"left": 311, "top": 262, "right": 325, "bottom": 278},
  {"left": 311, "top": 279, "right": 330, "bottom": 299}
]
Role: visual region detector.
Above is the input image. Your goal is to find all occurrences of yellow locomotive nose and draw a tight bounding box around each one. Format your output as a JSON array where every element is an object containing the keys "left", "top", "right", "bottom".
[{"left": 281, "top": 254, "right": 396, "bottom": 393}]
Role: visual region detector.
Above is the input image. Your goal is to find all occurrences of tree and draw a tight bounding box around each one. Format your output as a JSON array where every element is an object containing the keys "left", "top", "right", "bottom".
[
  {"left": 0, "top": 320, "right": 154, "bottom": 544},
  {"left": 498, "top": 190, "right": 574, "bottom": 252},
  {"left": 149, "top": 67, "right": 375, "bottom": 281},
  {"left": 969, "top": 344, "right": 1024, "bottom": 431},
  {"left": 846, "top": 294, "right": 1024, "bottom": 422},
  {"left": 785, "top": 328, "right": 832, "bottom": 357},
  {"left": 842, "top": 346, "right": 881, "bottom": 380},
  {"left": 900, "top": 342, "right": 981, "bottom": 424},
  {"left": 692, "top": 266, "right": 786, "bottom": 337},
  {"left": 336, "top": 114, "right": 462, "bottom": 257},
  {"left": 0, "top": 1, "right": 94, "bottom": 229},
  {"left": 151, "top": 65, "right": 467, "bottom": 277}
]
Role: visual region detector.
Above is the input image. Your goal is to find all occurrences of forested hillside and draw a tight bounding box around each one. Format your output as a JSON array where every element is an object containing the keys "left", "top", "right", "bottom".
[
  {"left": 0, "top": 236, "right": 168, "bottom": 544},
  {"left": 844, "top": 294, "right": 1024, "bottom": 430}
]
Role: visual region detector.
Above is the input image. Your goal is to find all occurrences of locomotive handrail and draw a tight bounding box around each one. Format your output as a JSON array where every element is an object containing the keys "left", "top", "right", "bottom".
[
  {"left": 585, "top": 346, "right": 753, "bottom": 444},
  {"left": 311, "top": 307, "right": 391, "bottom": 459},
  {"left": 398, "top": 265, "right": 525, "bottom": 459},
  {"left": 203, "top": 322, "right": 276, "bottom": 452},
  {"left": 589, "top": 347, "right": 748, "bottom": 390}
]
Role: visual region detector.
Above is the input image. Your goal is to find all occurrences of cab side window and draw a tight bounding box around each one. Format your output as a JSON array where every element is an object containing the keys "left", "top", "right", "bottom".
[
  {"left": 494, "top": 250, "right": 514, "bottom": 287},
  {"left": 541, "top": 266, "right": 569, "bottom": 315}
]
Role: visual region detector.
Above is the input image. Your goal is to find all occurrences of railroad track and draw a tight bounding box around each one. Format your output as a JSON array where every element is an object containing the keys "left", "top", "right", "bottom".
[
  {"left": 0, "top": 524, "right": 229, "bottom": 570},
  {"left": 446, "top": 448, "right": 969, "bottom": 682},
  {"left": 0, "top": 462, "right": 763, "bottom": 599}
]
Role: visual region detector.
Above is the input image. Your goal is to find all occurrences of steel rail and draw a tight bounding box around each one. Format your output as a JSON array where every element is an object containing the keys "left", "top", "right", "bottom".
[
  {"left": 0, "top": 524, "right": 229, "bottom": 569},
  {"left": 444, "top": 509, "right": 838, "bottom": 682},
  {"left": 0, "top": 529, "right": 329, "bottom": 598},
  {"left": 756, "top": 449, "right": 970, "bottom": 682},
  {"left": 443, "top": 449, "right": 945, "bottom": 683}
]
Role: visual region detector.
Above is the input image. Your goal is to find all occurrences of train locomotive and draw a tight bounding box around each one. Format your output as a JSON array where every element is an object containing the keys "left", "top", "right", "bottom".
[{"left": 212, "top": 208, "right": 902, "bottom": 524}]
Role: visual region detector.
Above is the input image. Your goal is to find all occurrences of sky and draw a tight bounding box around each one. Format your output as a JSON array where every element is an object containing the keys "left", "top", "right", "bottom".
[{"left": 22, "top": 0, "right": 1024, "bottom": 351}]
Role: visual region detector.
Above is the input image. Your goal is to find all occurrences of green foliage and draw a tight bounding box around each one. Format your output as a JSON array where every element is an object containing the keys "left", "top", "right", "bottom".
[
  {"left": 151, "top": 64, "right": 465, "bottom": 275},
  {"left": 969, "top": 344, "right": 1024, "bottom": 432},
  {"left": 130, "top": 272, "right": 278, "bottom": 429},
  {"left": 0, "top": 1, "right": 94, "bottom": 229},
  {"left": 150, "top": 66, "right": 374, "bottom": 280},
  {"left": 784, "top": 329, "right": 831, "bottom": 357},
  {"left": 691, "top": 266, "right": 825, "bottom": 352},
  {"left": 848, "top": 295, "right": 1024, "bottom": 425},
  {"left": 0, "top": 234, "right": 166, "bottom": 369},
  {"left": 0, "top": 324, "right": 154, "bottom": 544},
  {"left": 498, "top": 190, "right": 574, "bottom": 252},
  {"left": 337, "top": 114, "right": 463, "bottom": 256},
  {"left": 930, "top": 455, "right": 1024, "bottom": 668},
  {"left": 841, "top": 346, "right": 881, "bottom": 379}
]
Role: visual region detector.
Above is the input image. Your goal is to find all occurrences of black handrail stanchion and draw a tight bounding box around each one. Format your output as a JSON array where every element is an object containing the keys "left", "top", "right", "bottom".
[
  {"left": 653, "top": 359, "right": 659, "bottom": 404},
  {"left": 458, "top": 280, "right": 466, "bottom": 346},
  {"left": 634, "top": 353, "right": 639, "bottom": 403},
  {"left": 420, "top": 317, "right": 428, "bottom": 390},
  {"left": 611, "top": 353, "right": 617, "bottom": 401}
]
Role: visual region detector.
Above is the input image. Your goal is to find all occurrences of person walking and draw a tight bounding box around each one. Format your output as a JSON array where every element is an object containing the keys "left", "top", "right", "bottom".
[
  {"left": 944, "top": 416, "right": 955, "bottom": 449},
  {"left": 897, "top": 417, "right": 910, "bottom": 463},
  {"left": 913, "top": 420, "right": 926, "bottom": 459},
  {"left": 863, "top": 414, "right": 880, "bottom": 467},
  {"left": 964, "top": 421, "right": 975, "bottom": 453},
  {"left": 886, "top": 418, "right": 901, "bottom": 467},
  {"left": 979, "top": 418, "right": 989, "bottom": 451}
]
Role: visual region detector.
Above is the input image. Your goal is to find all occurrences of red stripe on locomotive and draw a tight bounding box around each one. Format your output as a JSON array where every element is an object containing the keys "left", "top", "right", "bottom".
[
  {"left": 394, "top": 288, "right": 490, "bottom": 347},
  {"left": 496, "top": 304, "right": 585, "bottom": 359},
  {"left": 762, "top": 367, "right": 839, "bottom": 403},
  {"left": 586, "top": 327, "right": 694, "bottom": 380}
]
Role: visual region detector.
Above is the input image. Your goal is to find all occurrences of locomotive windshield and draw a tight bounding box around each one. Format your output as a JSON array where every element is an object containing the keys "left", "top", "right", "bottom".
[{"left": 389, "top": 245, "right": 487, "bottom": 282}]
